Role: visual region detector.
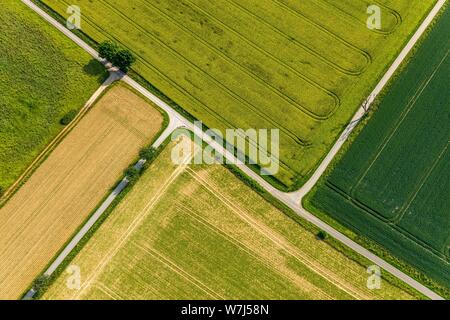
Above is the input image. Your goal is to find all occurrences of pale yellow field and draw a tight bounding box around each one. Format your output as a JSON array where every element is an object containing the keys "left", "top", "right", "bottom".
[
  {"left": 43, "top": 137, "right": 417, "bottom": 300},
  {"left": 0, "top": 84, "right": 163, "bottom": 299}
]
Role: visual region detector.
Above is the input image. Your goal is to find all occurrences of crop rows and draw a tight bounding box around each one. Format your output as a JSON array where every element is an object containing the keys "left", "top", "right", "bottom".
[
  {"left": 310, "top": 5, "right": 450, "bottom": 288},
  {"left": 0, "top": 2, "right": 106, "bottom": 192},
  {"left": 42, "top": 0, "right": 435, "bottom": 188},
  {"left": 0, "top": 85, "right": 163, "bottom": 299},
  {"left": 43, "top": 137, "right": 415, "bottom": 300}
]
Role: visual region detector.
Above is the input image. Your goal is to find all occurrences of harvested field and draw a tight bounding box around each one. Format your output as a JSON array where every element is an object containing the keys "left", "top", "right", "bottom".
[
  {"left": 0, "top": 1, "right": 106, "bottom": 192},
  {"left": 43, "top": 136, "right": 416, "bottom": 300},
  {"left": 0, "top": 84, "right": 163, "bottom": 299}
]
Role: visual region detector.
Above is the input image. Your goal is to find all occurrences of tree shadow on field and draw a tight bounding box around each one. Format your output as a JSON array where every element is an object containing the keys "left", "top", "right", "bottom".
[{"left": 83, "top": 59, "right": 108, "bottom": 84}]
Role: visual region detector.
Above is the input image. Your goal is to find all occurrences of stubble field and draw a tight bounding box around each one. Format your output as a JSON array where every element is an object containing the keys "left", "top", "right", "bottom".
[
  {"left": 0, "top": 1, "right": 107, "bottom": 193},
  {"left": 0, "top": 84, "right": 163, "bottom": 299},
  {"left": 43, "top": 136, "right": 417, "bottom": 300}
]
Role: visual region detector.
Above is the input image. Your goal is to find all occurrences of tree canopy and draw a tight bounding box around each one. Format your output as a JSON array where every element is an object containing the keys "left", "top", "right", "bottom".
[
  {"left": 112, "top": 49, "right": 136, "bottom": 72},
  {"left": 98, "top": 40, "right": 119, "bottom": 62},
  {"left": 98, "top": 41, "right": 135, "bottom": 72}
]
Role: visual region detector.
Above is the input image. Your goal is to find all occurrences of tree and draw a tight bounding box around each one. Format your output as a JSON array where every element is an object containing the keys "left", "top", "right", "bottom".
[
  {"left": 33, "top": 274, "right": 50, "bottom": 297},
  {"left": 112, "top": 49, "right": 136, "bottom": 72},
  {"left": 0, "top": 186, "right": 4, "bottom": 197},
  {"left": 317, "top": 230, "right": 329, "bottom": 240},
  {"left": 98, "top": 40, "right": 119, "bottom": 62},
  {"left": 60, "top": 110, "right": 78, "bottom": 125},
  {"left": 139, "top": 146, "right": 156, "bottom": 161},
  {"left": 125, "top": 166, "right": 140, "bottom": 184},
  {"left": 98, "top": 41, "right": 136, "bottom": 72}
]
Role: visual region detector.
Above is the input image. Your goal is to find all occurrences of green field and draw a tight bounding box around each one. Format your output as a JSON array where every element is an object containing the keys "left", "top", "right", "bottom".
[
  {"left": 307, "top": 6, "right": 450, "bottom": 290},
  {"left": 0, "top": 1, "right": 106, "bottom": 192},
  {"left": 42, "top": 136, "right": 418, "bottom": 300},
  {"left": 41, "top": 0, "right": 436, "bottom": 189}
]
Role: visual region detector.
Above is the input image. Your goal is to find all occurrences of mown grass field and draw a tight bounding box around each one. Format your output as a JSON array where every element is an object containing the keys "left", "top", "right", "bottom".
[
  {"left": 43, "top": 136, "right": 417, "bottom": 300},
  {"left": 41, "top": 0, "right": 436, "bottom": 189},
  {"left": 0, "top": 1, "right": 107, "bottom": 193},
  {"left": 308, "top": 6, "right": 450, "bottom": 290},
  {"left": 0, "top": 84, "right": 163, "bottom": 299}
]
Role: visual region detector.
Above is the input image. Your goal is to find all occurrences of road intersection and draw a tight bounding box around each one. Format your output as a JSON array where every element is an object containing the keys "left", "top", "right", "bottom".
[{"left": 21, "top": 0, "right": 446, "bottom": 300}]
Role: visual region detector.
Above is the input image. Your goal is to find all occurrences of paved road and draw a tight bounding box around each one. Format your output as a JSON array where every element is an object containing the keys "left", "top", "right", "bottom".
[{"left": 21, "top": 0, "right": 445, "bottom": 300}]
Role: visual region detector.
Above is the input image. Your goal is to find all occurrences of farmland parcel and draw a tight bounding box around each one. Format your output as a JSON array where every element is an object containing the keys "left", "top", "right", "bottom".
[
  {"left": 0, "top": 1, "right": 106, "bottom": 192},
  {"left": 41, "top": 0, "right": 436, "bottom": 189},
  {"left": 0, "top": 85, "right": 163, "bottom": 299},
  {"left": 43, "top": 136, "right": 417, "bottom": 300},
  {"left": 307, "top": 6, "right": 450, "bottom": 290}
]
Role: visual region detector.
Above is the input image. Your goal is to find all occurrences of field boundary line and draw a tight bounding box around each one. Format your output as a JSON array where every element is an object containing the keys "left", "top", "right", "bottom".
[
  {"left": 0, "top": 128, "right": 126, "bottom": 283},
  {"left": 61, "top": 0, "right": 309, "bottom": 155},
  {"left": 294, "top": 0, "right": 447, "bottom": 199},
  {"left": 21, "top": 119, "right": 180, "bottom": 300},
  {"left": 55, "top": 0, "right": 309, "bottom": 163},
  {"left": 0, "top": 126, "right": 115, "bottom": 247},
  {"left": 0, "top": 73, "right": 116, "bottom": 208}
]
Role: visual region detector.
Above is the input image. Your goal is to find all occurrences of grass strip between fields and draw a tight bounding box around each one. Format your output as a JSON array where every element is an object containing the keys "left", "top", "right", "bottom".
[
  {"left": 0, "top": 1, "right": 108, "bottom": 195},
  {"left": 0, "top": 81, "right": 164, "bottom": 299}
]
